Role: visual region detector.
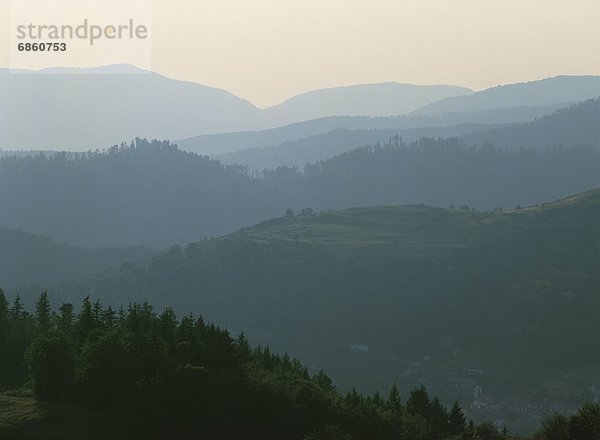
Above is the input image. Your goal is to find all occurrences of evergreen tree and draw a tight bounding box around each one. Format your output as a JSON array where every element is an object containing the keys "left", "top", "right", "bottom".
[
  {"left": 35, "top": 291, "right": 52, "bottom": 332},
  {"left": 10, "top": 294, "right": 28, "bottom": 321},
  {"left": 372, "top": 390, "right": 385, "bottom": 408},
  {"left": 430, "top": 397, "right": 449, "bottom": 437},
  {"left": 236, "top": 331, "right": 251, "bottom": 359},
  {"left": 75, "top": 296, "right": 95, "bottom": 342},
  {"left": 533, "top": 413, "right": 569, "bottom": 440},
  {"left": 569, "top": 403, "right": 600, "bottom": 439},
  {"left": 0, "top": 288, "right": 8, "bottom": 330},
  {"left": 468, "top": 419, "right": 475, "bottom": 433},
  {"left": 159, "top": 307, "right": 178, "bottom": 343},
  {"left": 27, "top": 330, "right": 74, "bottom": 400},
  {"left": 92, "top": 299, "right": 103, "bottom": 325},
  {"left": 448, "top": 401, "right": 467, "bottom": 435},
  {"left": 59, "top": 303, "right": 74, "bottom": 331},
  {"left": 405, "top": 385, "right": 431, "bottom": 419},
  {"left": 102, "top": 305, "right": 116, "bottom": 328},
  {"left": 313, "top": 370, "right": 335, "bottom": 393},
  {"left": 345, "top": 387, "right": 361, "bottom": 407},
  {"left": 386, "top": 383, "right": 402, "bottom": 414}
]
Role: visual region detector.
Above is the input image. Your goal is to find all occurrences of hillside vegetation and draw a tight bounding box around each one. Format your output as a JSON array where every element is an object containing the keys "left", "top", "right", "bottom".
[
  {"left": 42, "top": 189, "right": 599, "bottom": 417},
  {"left": 0, "top": 292, "right": 478, "bottom": 440},
  {"left": 1, "top": 137, "right": 597, "bottom": 247},
  {"left": 0, "top": 228, "right": 155, "bottom": 289},
  {"left": 463, "top": 98, "right": 600, "bottom": 150}
]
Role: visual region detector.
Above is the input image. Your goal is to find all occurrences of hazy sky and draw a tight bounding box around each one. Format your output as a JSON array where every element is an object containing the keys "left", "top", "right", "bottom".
[{"left": 1, "top": 0, "right": 599, "bottom": 107}]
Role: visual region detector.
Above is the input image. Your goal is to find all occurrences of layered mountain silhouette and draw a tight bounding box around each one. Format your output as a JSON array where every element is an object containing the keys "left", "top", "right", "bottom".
[
  {"left": 3, "top": 65, "right": 599, "bottom": 152},
  {"left": 414, "top": 75, "right": 600, "bottom": 115},
  {"left": 261, "top": 82, "right": 472, "bottom": 126},
  {"left": 0, "top": 65, "right": 261, "bottom": 150},
  {"left": 462, "top": 98, "right": 600, "bottom": 150},
  {"left": 215, "top": 98, "right": 600, "bottom": 170}
]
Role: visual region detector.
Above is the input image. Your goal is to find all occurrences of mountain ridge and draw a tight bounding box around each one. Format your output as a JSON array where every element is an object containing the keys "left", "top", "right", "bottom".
[{"left": 3, "top": 65, "right": 599, "bottom": 151}]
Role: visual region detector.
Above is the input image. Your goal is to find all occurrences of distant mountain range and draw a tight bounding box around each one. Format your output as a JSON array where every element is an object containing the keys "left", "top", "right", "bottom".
[
  {"left": 261, "top": 82, "right": 472, "bottom": 126},
  {"left": 0, "top": 65, "right": 466, "bottom": 151},
  {"left": 0, "top": 65, "right": 261, "bottom": 151},
  {"left": 1, "top": 65, "right": 599, "bottom": 151},
  {"left": 175, "top": 102, "right": 573, "bottom": 156},
  {"left": 214, "top": 124, "right": 502, "bottom": 171},
  {"left": 414, "top": 75, "right": 600, "bottom": 115},
  {"left": 462, "top": 98, "right": 600, "bottom": 150},
  {"left": 207, "top": 98, "right": 600, "bottom": 171}
]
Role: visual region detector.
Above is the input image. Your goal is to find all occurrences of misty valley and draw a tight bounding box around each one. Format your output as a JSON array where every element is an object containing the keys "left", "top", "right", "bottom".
[{"left": 0, "top": 70, "right": 599, "bottom": 439}]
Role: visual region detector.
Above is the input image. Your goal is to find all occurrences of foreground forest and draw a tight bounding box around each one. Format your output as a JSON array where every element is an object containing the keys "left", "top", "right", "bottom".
[
  {"left": 0, "top": 292, "right": 477, "bottom": 439},
  {"left": 1, "top": 292, "right": 599, "bottom": 439}
]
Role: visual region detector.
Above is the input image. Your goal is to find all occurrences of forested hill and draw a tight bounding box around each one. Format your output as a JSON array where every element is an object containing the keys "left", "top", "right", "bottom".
[
  {"left": 47, "top": 189, "right": 600, "bottom": 412},
  {"left": 0, "top": 227, "right": 156, "bottom": 289},
  {"left": 219, "top": 97, "right": 600, "bottom": 171},
  {"left": 462, "top": 98, "right": 600, "bottom": 150},
  {"left": 4, "top": 292, "right": 599, "bottom": 439},
  {"left": 1, "top": 138, "right": 598, "bottom": 247},
  {"left": 0, "top": 291, "right": 475, "bottom": 440},
  {"left": 414, "top": 75, "right": 600, "bottom": 115},
  {"left": 0, "top": 141, "right": 278, "bottom": 247}
]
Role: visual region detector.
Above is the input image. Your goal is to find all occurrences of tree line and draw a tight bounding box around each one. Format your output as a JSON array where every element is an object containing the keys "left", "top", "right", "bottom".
[
  {"left": 2, "top": 290, "right": 599, "bottom": 438},
  {"left": 0, "top": 288, "right": 505, "bottom": 440},
  {"left": 0, "top": 137, "right": 598, "bottom": 248}
]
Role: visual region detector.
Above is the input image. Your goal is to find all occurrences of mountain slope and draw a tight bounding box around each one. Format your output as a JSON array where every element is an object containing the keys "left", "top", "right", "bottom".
[
  {"left": 177, "top": 102, "right": 570, "bottom": 156},
  {"left": 48, "top": 189, "right": 600, "bottom": 417},
  {"left": 414, "top": 75, "right": 600, "bottom": 115},
  {"left": 1, "top": 137, "right": 598, "bottom": 247},
  {"left": 216, "top": 124, "right": 504, "bottom": 170},
  {"left": 0, "top": 139, "right": 281, "bottom": 247},
  {"left": 4, "top": 66, "right": 596, "bottom": 153},
  {"left": 462, "top": 98, "right": 600, "bottom": 150},
  {"left": 263, "top": 82, "right": 472, "bottom": 126},
  {"left": 0, "top": 65, "right": 263, "bottom": 151},
  {"left": 0, "top": 227, "right": 155, "bottom": 288}
]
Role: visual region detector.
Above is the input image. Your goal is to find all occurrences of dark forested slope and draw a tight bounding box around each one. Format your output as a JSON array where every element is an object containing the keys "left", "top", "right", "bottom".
[
  {"left": 0, "top": 227, "right": 155, "bottom": 289},
  {"left": 48, "top": 189, "right": 600, "bottom": 403},
  {"left": 462, "top": 98, "right": 600, "bottom": 150},
  {"left": 1, "top": 138, "right": 598, "bottom": 248}
]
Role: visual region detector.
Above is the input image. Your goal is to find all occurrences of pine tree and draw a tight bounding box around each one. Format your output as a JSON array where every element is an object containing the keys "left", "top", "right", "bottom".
[
  {"left": 448, "top": 401, "right": 467, "bottom": 435},
  {"left": 386, "top": 383, "right": 402, "bottom": 414},
  {"left": 92, "top": 299, "right": 103, "bottom": 324},
  {"left": 117, "top": 305, "right": 126, "bottom": 323},
  {"left": 0, "top": 289, "right": 9, "bottom": 344},
  {"left": 35, "top": 291, "right": 52, "bottom": 332},
  {"left": 430, "top": 397, "right": 449, "bottom": 436},
  {"left": 313, "top": 370, "right": 336, "bottom": 393},
  {"left": 103, "top": 305, "right": 116, "bottom": 328},
  {"left": 75, "top": 296, "right": 95, "bottom": 342},
  {"left": 10, "top": 294, "right": 28, "bottom": 321},
  {"left": 59, "top": 303, "right": 74, "bottom": 331},
  {"left": 372, "top": 390, "right": 385, "bottom": 408},
  {"left": 569, "top": 403, "right": 600, "bottom": 439},
  {"left": 405, "top": 385, "right": 431, "bottom": 419},
  {"left": 467, "top": 419, "right": 475, "bottom": 433},
  {"left": 0, "top": 288, "right": 8, "bottom": 326},
  {"left": 236, "top": 331, "right": 251, "bottom": 358},
  {"left": 346, "top": 387, "right": 362, "bottom": 407}
]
